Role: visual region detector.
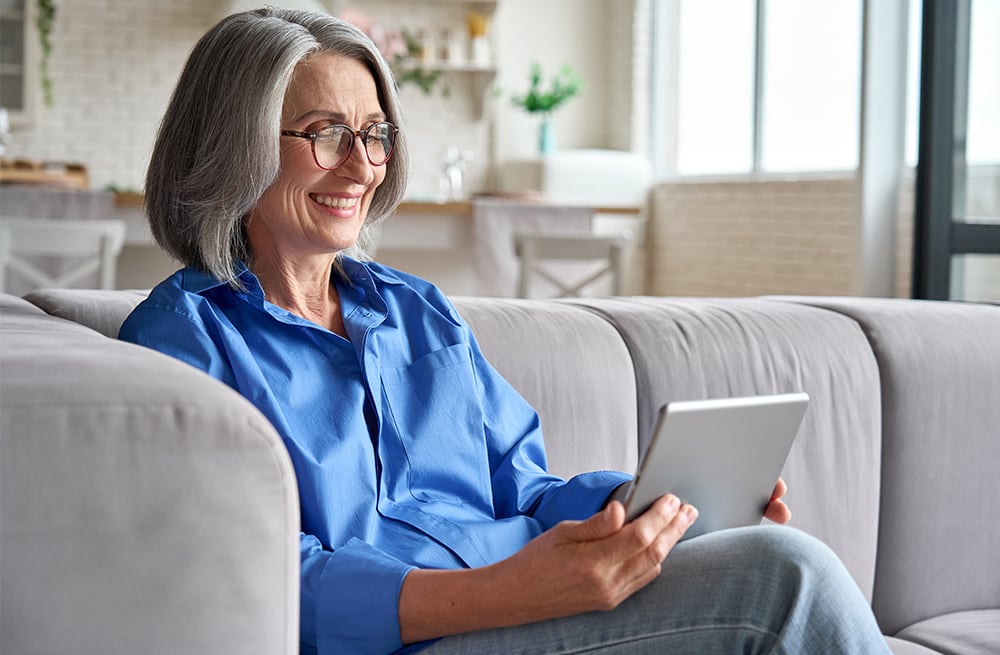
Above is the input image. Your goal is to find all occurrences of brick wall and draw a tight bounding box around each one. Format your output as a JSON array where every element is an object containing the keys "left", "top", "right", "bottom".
[
  {"left": 5, "top": 0, "right": 216, "bottom": 191},
  {"left": 3, "top": 0, "right": 498, "bottom": 196},
  {"left": 649, "top": 175, "right": 862, "bottom": 297}
]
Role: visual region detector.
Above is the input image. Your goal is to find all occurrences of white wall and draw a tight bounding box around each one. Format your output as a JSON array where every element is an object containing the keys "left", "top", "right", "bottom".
[{"left": 493, "top": 0, "right": 613, "bottom": 162}]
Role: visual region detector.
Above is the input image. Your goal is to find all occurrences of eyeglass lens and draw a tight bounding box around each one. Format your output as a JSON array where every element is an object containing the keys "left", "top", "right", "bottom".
[{"left": 315, "top": 122, "right": 395, "bottom": 169}]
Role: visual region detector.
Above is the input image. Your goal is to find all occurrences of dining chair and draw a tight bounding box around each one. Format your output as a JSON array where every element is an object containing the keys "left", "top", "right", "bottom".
[
  {"left": 0, "top": 217, "right": 127, "bottom": 293},
  {"left": 513, "top": 233, "right": 628, "bottom": 298}
]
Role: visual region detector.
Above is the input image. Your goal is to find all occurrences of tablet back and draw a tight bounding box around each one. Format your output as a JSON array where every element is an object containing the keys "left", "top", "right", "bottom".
[{"left": 624, "top": 393, "right": 809, "bottom": 539}]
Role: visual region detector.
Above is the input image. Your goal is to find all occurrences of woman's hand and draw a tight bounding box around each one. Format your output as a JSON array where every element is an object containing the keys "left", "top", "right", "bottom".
[
  {"left": 764, "top": 477, "right": 791, "bottom": 524},
  {"left": 398, "top": 493, "right": 697, "bottom": 644},
  {"left": 498, "top": 493, "right": 698, "bottom": 618}
]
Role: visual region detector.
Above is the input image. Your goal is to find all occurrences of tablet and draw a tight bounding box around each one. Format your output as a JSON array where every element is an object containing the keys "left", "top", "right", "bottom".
[{"left": 621, "top": 392, "right": 809, "bottom": 540}]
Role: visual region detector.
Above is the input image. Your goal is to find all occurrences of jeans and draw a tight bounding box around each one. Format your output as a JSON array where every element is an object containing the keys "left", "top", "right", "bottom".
[{"left": 420, "top": 526, "right": 890, "bottom": 654}]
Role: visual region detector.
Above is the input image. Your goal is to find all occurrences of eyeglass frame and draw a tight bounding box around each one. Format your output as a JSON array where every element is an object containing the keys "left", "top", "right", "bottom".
[{"left": 280, "top": 121, "right": 399, "bottom": 170}]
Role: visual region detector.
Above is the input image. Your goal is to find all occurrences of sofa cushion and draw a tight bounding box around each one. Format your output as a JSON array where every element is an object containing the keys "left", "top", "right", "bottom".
[
  {"left": 885, "top": 636, "right": 944, "bottom": 654},
  {"left": 1, "top": 296, "right": 300, "bottom": 655},
  {"left": 570, "top": 297, "right": 883, "bottom": 601},
  {"left": 453, "top": 296, "right": 639, "bottom": 478},
  {"left": 893, "top": 610, "right": 1000, "bottom": 655},
  {"left": 24, "top": 287, "right": 148, "bottom": 338},
  {"left": 785, "top": 298, "right": 1000, "bottom": 636}
]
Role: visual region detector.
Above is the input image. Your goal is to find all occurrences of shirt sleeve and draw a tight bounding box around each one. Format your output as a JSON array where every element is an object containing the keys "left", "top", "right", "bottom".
[
  {"left": 300, "top": 533, "right": 415, "bottom": 655},
  {"left": 118, "top": 296, "right": 238, "bottom": 386}
]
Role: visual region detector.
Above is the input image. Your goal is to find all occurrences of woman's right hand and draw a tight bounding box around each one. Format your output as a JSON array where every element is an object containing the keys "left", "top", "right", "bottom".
[
  {"left": 398, "top": 494, "right": 697, "bottom": 644},
  {"left": 494, "top": 493, "right": 698, "bottom": 621}
]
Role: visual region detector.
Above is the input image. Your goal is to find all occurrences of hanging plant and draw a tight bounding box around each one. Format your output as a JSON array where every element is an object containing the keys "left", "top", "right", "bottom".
[{"left": 36, "top": 0, "right": 56, "bottom": 106}]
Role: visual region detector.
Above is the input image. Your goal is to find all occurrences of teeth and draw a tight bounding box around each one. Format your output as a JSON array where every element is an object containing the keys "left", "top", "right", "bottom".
[{"left": 313, "top": 195, "right": 358, "bottom": 209}]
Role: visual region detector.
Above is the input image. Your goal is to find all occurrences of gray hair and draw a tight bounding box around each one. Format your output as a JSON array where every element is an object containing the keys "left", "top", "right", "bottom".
[{"left": 145, "top": 7, "right": 409, "bottom": 284}]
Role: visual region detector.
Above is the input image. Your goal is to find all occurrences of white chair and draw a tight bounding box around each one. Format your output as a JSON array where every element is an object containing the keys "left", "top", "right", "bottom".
[
  {"left": 0, "top": 217, "right": 126, "bottom": 293},
  {"left": 513, "top": 233, "right": 628, "bottom": 298}
]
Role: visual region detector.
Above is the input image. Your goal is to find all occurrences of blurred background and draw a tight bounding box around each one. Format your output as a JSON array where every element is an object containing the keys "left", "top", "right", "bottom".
[{"left": 0, "top": 0, "right": 997, "bottom": 301}]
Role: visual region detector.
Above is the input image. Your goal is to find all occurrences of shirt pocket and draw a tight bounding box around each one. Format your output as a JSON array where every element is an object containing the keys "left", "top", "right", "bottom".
[{"left": 381, "top": 343, "right": 492, "bottom": 508}]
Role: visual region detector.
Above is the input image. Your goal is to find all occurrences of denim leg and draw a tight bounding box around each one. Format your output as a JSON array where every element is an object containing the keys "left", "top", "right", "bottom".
[{"left": 420, "top": 526, "right": 890, "bottom": 655}]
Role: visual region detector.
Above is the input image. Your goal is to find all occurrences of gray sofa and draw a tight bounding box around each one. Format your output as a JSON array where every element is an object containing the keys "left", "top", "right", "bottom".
[{"left": 2, "top": 287, "right": 998, "bottom": 654}]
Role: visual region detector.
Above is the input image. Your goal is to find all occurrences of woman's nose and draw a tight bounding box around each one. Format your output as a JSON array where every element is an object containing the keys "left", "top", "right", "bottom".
[{"left": 334, "top": 136, "right": 376, "bottom": 184}]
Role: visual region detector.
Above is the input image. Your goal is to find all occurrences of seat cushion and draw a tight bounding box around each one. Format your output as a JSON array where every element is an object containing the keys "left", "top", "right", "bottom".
[{"left": 894, "top": 610, "right": 1000, "bottom": 655}]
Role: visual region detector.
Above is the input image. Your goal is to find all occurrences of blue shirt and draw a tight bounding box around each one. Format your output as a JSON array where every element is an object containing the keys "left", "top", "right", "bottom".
[{"left": 118, "top": 259, "right": 630, "bottom": 655}]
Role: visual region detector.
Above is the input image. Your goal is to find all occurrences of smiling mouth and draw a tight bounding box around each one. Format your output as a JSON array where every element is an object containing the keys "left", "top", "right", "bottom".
[{"left": 311, "top": 194, "right": 359, "bottom": 210}]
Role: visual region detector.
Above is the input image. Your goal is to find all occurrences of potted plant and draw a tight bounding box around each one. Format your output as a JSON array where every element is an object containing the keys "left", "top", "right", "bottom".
[{"left": 510, "top": 61, "right": 582, "bottom": 155}]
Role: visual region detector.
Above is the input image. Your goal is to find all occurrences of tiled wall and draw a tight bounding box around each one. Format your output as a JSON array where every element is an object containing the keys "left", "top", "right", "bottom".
[
  {"left": 2, "top": 1, "right": 500, "bottom": 196},
  {"left": 649, "top": 175, "right": 862, "bottom": 297}
]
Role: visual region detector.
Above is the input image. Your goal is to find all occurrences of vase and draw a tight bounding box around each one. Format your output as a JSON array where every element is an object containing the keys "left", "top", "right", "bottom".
[{"left": 538, "top": 116, "right": 555, "bottom": 155}]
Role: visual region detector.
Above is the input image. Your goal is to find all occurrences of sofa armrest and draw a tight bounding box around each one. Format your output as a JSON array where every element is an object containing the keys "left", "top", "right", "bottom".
[{"left": 1, "top": 295, "right": 300, "bottom": 655}]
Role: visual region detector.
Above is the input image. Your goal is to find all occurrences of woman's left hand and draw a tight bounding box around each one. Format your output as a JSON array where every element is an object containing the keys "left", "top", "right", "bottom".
[{"left": 764, "top": 477, "right": 791, "bottom": 524}]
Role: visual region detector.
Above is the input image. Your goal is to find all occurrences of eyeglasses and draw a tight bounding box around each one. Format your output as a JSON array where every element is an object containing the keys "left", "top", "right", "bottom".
[{"left": 281, "top": 121, "right": 398, "bottom": 170}]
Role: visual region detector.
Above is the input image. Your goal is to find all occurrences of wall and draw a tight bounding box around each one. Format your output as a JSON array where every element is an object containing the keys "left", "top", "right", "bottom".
[
  {"left": 4, "top": 0, "right": 216, "bottom": 191},
  {"left": 649, "top": 176, "right": 862, "bottom": 297},
  {"left": 493, "top": 0, "right": 613, "bottom": 163},
  {"left": 3, "top": 0, "right": 632, "bottom": 198}
]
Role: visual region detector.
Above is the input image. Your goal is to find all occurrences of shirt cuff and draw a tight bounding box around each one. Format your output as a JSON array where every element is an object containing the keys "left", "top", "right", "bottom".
[
  {"left": 315, "top": 538, "right": 415, "bottom": 655},
  {"left": 531, "top": 470, "right": 633, "bottom": 529}
]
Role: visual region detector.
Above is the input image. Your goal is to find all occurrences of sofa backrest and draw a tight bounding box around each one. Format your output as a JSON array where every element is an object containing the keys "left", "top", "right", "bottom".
[
  {"left": 23, "top": 288, "right": 642, "bottom": 480},
  {"left": 453, "top": 297, "right": 640, "bottom": 478},
  {"left": 571, "top": 296, "right": 884, "bottom": 602},
  {"left": 1, "top": 293, "right": 300, "bottom": 655},
  {"left": 24, "top": 287, "right": 147, "bottom": 338},
  {"left": 792, "top": 298, "right": 1000, "bottom": 634}
]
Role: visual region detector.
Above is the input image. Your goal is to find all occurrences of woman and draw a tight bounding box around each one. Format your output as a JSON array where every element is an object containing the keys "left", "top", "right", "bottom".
[{"left": 120, "top": 8, "right": 890, "bottom": 655}]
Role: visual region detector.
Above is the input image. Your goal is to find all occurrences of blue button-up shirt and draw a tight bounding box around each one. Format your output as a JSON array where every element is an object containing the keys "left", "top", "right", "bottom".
[{"left": 118, "top": 259, "right": 629, "bottom": 655}]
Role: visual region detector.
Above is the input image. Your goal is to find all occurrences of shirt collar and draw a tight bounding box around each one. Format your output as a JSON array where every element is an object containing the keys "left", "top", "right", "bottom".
[
  {"left": 177, "top": 264, "right": 258, "bottom": 295},
  {"left": 177, "top": 257, "right": 402, "bottom": 305}
]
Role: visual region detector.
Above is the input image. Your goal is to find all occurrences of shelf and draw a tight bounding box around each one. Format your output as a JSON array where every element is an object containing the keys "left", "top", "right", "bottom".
[
  {"left": 395, "top": 60, "right": 495, "bottom": 74},
  {"left": 392, "top": 62, "right": 496, "bottom": 118}
]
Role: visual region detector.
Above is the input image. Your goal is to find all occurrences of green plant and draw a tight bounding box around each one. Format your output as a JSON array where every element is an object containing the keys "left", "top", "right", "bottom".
[
  {"left": 510, "top": 62, "right": 582, "bottom": 115},
  {"left": 391, "top": 30, "right": 449, "bottom": 97},
  {"left": 36, "top": 0, "right": 56, "bottom": 106}
]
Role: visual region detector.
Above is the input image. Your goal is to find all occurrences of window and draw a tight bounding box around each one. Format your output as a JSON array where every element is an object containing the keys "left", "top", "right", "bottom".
[
  {"left": 759, "top": 0, "right": 861, "bottom": 172},
  {"left": 0, "top": 0, "right": 36, "bottom": 127},
  {"left": 675, "top": 0, "right": 755, "bottom": 174},
  {"left": 655, "top": 0, "right": 863, "bottom": 177}
]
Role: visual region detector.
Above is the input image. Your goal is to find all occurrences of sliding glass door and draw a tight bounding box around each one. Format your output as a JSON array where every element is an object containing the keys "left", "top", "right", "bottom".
[{"left": 913, "top": 0, "right": 1000, "bottom": 301}]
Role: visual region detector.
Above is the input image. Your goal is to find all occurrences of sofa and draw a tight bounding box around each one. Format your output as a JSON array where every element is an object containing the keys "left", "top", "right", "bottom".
[{"left": 2, "top": 287, "right": 998, "bottom": 654}]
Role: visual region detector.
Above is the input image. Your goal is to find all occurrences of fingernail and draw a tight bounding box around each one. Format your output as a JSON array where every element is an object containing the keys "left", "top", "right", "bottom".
[
  {"left": 667, "top": 495, "right": 680, "bottom": 510},
  {"left": 684, "top": 505, "right": 699, "bottom": 523}
]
